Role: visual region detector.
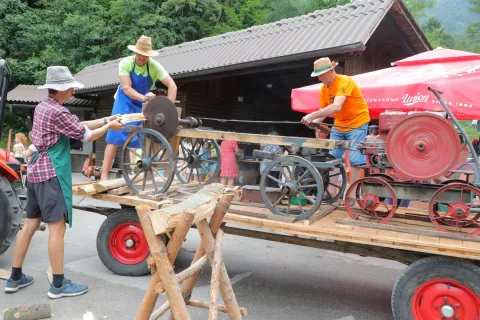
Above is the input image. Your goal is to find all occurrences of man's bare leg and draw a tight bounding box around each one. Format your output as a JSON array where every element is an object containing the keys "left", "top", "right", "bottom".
[
  {"left": 48, "top": 220, "right": 66, "bottom": 275},
  {"left": 12, "top": 218, "right": 41, "bottom": 268},
  {"left": 101, "top": 144, "right": 117, "bottom": 181}
]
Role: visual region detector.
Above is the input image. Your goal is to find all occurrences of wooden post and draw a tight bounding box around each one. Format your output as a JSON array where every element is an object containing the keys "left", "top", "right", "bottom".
[
  {"left": 2, "top": 304, "right": 51, "bottom": 320},
  {"left": 209, "top": 229, "right": 224, "bottom": 320},
  {"left": 180, "top": 195, "right": 233, "bottom": 295},
  {"left": 136, "top": 211, "right": 195, "bottom": 320},
  {"left": 171, "top": 194, "right": 234, "bottom": 320},
  {"left": 196, "top": 220, "right": 242, "bottom": 320},
  {"left": 136, "top": 206, "right": 191, "bottom": 320},
  {"left": 187, "top": 300, "right": 248, "bottom": 317}
]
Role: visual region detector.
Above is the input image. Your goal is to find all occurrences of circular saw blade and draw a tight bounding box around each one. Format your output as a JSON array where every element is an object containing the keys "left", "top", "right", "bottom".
[{"left": 143, "top": 96, "right": 179, "bottom": 140}]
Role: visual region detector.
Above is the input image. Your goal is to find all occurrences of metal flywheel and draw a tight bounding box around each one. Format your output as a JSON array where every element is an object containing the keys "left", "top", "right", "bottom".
[{"left": 386, "top": 113, "right": 461, "bottom": 181}]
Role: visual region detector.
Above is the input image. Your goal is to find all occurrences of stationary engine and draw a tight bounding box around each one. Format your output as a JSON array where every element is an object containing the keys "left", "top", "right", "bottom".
[{"left": 359, "top": 111, "right": 464, "bottom": 181}]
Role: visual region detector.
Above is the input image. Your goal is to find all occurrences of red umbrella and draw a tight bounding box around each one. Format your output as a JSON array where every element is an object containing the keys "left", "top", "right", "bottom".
[{"left": 291, "top": 48, "right": 480, "bottom": 120}]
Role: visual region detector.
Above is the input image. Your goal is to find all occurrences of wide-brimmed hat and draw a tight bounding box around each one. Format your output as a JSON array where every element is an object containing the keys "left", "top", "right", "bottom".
[
  {"left": 311, "top": 57, "right": 338, "bottom": 77},
  {"left": 38, "top": 66, "right": 84, "bottom": 91},
  {"left": 127, "top": 35, "right": 158, "bottom": 57}
]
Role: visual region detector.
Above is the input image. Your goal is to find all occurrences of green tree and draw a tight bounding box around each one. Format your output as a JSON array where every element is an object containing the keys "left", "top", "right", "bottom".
[
  {"left": 422, "top": 17, "right": 456, "bottom": 48},
  {"left": 403, "top": 0, "right": 436, "bottom": 21}
]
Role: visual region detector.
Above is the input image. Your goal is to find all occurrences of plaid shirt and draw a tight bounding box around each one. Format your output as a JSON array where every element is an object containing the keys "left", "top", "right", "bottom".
[{"left": 28, "top": 97, "right": 86, "bottom": 183}]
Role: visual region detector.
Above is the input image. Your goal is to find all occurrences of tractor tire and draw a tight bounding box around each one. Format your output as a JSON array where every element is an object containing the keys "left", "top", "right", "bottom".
[
  {"left": 96, "top": 208, "right": 168, "bottom": 276},
  {"left": 392, "top": 256, "right": 480, "bottom": 320},
  {"left": 0, "top": 177, "right": 22, "bottom": 255}
]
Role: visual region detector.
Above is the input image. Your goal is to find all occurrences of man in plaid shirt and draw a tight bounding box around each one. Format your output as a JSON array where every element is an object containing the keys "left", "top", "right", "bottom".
[{"left": 5, "top": 66, "right": 124, "bottom": 299}]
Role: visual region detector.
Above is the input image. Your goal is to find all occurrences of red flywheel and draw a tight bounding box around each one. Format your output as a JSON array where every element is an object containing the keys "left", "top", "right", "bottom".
[{"left": 386, "top": 113, "right": 461, "bottom": 181}]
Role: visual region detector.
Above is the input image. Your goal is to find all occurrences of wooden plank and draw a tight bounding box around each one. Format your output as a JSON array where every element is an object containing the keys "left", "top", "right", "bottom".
[
  {"left": 0, "top": 268, "right": 10, "bottom": 280},
  {"left": 335, "top": 218, "right": 480, "bottom": 243},
  {"left": 228, "top": 208, "right": 296, "bottom": 223},
  {"left": 91, "top": 193, "right": 172, "bottom": 209},
  {"left": 149, "top": 184, "right": 224, "bottom": 235},
  {"left": 304, "top": 204, "right": 336, "bottom": 225},
  {"left": 177, "top": 128, "right": 348, "bottom": 150},
  {"left": 223, "top": 213, "right": 480, "bottom": 260}
]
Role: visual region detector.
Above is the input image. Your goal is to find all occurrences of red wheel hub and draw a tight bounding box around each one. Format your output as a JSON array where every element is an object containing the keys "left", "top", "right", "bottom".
[
  {"left": 360, "top": 193, "right": 380, "bottom": 210},
  {"left": 386, "top": 114, "right": 460, "bottom": 181},
  {"left": 109, "top": 222, "right": 149, "bottom": 265},
  {"left": 412, "top": 278, "right": 480, "bottom": 320},
  {"left": 448, "top": 202, "right": 471, "bottom": 221}
]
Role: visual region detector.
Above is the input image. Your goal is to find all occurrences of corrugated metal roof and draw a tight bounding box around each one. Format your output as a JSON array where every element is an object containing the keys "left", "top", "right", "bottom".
[
  {"left": 7, "top": 85, "right": 96, "bottom": 107},
  {"left": 75, "top": 0, "right": 396, "bottom": 92}
]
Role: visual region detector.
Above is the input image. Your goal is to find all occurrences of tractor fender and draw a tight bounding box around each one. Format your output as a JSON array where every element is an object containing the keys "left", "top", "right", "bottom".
[{"left": 0, "top": 162, "right": 20, "bottom": 182}]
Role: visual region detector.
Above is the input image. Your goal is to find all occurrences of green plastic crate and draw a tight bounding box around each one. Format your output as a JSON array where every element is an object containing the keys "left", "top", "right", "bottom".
[{"left": 290, "top": 196, "right": 308, "bottom": 206}]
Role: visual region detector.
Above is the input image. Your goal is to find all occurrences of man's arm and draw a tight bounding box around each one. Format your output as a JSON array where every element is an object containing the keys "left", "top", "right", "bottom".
[
  {"left": 81, "top": 115, "right": 121, "bottom": 130},
  {"left": 160, "top": 75, "right": 177, "bottom": 104},
  {"left": 301, "top": 96, "right": 347, "bottom": 126},
  {"left": 120, "top": 75, "right": 151, "bottom": 102},
  {"left": 55, "top": 111, "right": 124, "bottom": 143}
]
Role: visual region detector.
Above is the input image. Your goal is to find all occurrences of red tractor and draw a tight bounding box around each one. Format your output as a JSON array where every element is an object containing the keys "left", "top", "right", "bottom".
[{"left": 0, "top": 59, "right": 26, "bottom": 255}]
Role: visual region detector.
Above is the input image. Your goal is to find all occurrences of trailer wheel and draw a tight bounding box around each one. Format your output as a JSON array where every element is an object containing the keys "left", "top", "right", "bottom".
[
  {"left": 96, "top": 208, "right": 167, "bottom": 276},
  {"left": 392, "top": 256, "right": 480, "bottom": 320},
  {"left": 0, "top": 177, "right": 22, "bottom": 255}
]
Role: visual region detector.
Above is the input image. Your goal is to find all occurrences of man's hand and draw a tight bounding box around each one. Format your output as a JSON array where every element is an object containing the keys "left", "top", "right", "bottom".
[
  {"left": 301, "top": 113, "right": 315, "bottom": 126},
  {"left": 144, "top": 92, "right": 156, "bottom": 102},
  {"left": 107, "top": 120, "right": 125, "bottom": 131},
  {"left": 108, "top": 114, "right": 122, "bottom": 122}
]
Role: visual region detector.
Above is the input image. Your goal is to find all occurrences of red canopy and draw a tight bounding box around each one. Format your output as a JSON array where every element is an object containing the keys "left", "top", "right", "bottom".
[{"left": 291, "top": 48, "right": 480, "bottom": 120}]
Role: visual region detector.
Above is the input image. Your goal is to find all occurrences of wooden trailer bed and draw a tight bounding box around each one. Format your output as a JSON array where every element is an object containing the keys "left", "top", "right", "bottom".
[{"left": 72, "top": 179, "right": 480, "bottom": 263}]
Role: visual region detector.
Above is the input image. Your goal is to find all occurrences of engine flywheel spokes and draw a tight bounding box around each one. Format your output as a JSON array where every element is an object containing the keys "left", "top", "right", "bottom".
[
  {"left": 428, "top": 183, "right": 480, "bottom": 236},
  {"left": 386, "top": 113, "right": 461, "bottom": 181},
  {"left": 345, "top": 177, "right": 397, "bottom": 224}
]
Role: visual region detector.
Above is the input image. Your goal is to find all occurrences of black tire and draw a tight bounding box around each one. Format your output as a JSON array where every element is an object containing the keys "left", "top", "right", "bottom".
[
  {"left": 96, "top": 208, "right": 152, "bottom": 276},
  {"left": 0, "top": 177, "right": 22, "bottom": 255},
  {"left": 392, "top": 256, "right": 480, "bottom": 320}
]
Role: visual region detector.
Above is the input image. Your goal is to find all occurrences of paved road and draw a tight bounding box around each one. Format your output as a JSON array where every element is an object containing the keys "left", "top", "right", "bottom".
[{"left": 0, "top": 174, "right": 405, "bottom": 320}]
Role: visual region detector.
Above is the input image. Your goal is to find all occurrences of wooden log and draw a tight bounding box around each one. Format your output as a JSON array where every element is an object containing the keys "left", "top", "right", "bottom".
[
  {"left": 187, "top": 300, "right": 248, "bottom": 317},
  {"left": 177, "top": 128, "right": 348, "bottom": 150},
  {"left": 335, "top": 218, "right": 480, "bottom": 243},
  {"left": 209, "top": 229, "right": 224, "bottom": 320},
  {"left": 149, "top": 302, "right": 171, "bottom": 320},
  {"left": 136, "top": 206, "right": 191, "bottom": 320},
  {"left": 136, "top": 211, "right": 195, "bottom": 320},
  {"left": 173, "top": 194, "right": 234, "bottom": 320},
  {"left": 2, "top": 304, "right": 51, "bottom": 320},
  {"left": 149, "top": 183, "right": 224, "bottom": 235},
  {"left": 76, "top": 174, "right": 144, "bottom": 195},
  {"left": 196, "top": 220, "right": 242, "bottom": 320},
  {"left": 176, "top": 256, "right": 209, "bottom": 283}
]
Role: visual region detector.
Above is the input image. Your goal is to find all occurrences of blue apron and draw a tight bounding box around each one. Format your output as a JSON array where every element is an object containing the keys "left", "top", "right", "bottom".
[{"left": 105, "top": 59, "right": 153, "bottom": 148}]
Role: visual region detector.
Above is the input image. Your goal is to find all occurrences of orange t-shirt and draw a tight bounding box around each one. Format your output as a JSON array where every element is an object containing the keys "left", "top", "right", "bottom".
[{"left": 319, "top": 74, "right": 370, "bottom": 132}]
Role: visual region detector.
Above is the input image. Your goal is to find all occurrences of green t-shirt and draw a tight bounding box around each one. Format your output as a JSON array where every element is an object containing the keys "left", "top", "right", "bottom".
[{"left": 118, "top": 55, "right": 169, "bottom": 89}]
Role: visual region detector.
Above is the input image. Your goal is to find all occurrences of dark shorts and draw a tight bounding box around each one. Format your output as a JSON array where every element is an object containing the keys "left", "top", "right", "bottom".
[{"left": 26, "top": 177, "right": 67, "bottom": 223}]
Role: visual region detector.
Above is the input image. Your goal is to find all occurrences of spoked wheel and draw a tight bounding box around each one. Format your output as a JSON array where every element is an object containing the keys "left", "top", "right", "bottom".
[
  {"left": 295, "top": 154, "right": 346, "bottom": 204},
  {"left": 345, "top": 177, "right": 397, "bottom": 223},
  {"left": 428, "top": 183, "right": 480, "bottom": 235},
  {"left": 175, "top": 137, "right": 221, "bottom": 185},
  {"left": 260, "top": 156, "right": 323, "bottom": 221},
  {"left": 120, "top": 128, "right": 175, "bottom": 195}
]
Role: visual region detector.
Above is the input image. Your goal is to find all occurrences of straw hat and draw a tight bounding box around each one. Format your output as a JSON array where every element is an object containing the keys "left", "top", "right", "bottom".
[
  {"left": 38, "top": 66, "right": 84, "bottom": 91},
  {"left": 311, "top": 57, "right": 338, "bottom": 77},
  {"left": 127, "top": 35, "right": 159, "bottom": 57}
]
